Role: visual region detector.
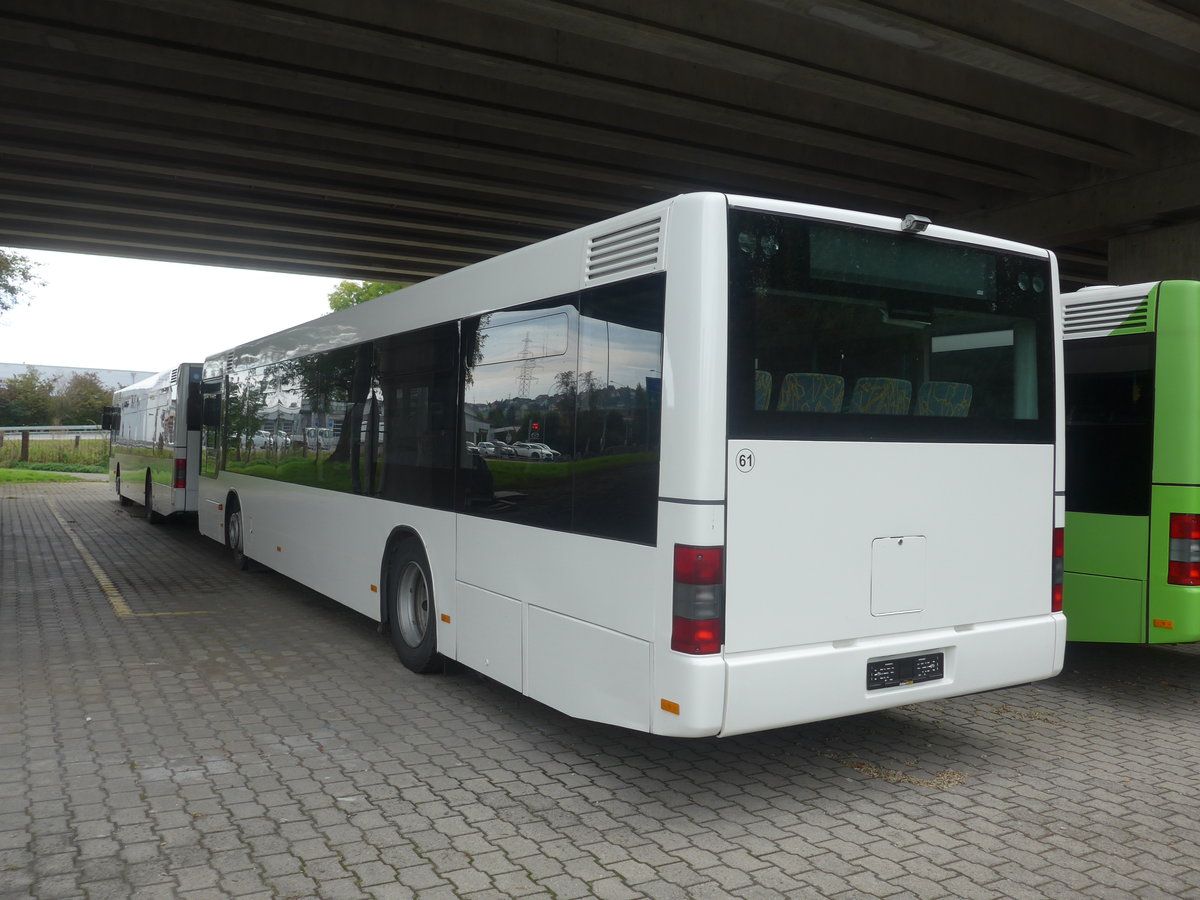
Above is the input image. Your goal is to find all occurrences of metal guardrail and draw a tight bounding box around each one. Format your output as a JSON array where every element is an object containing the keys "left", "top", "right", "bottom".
[{"left": 0, "top": 425, "right": 107, "bottom": 434}]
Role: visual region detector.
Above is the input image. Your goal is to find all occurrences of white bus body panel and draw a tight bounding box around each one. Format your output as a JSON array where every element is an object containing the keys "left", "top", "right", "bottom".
[
  {"left": 722, "top": 439, "right": 1064, "bottom": 735},
  {"left": 722, "top": 614, "right": 1063, "bottom": 736},
  {"left": 200, "top": 475, "right": 457, "bottom": 625},
  {"left": 455, "top": 516, "right": 659, "bottom": 730}
]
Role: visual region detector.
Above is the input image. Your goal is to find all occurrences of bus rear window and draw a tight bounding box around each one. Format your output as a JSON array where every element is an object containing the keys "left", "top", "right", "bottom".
[{"left": 727, "top": 210, "right": 1055, "bottom": 443}]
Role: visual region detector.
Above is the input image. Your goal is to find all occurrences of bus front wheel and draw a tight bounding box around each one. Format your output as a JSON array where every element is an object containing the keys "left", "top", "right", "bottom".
[
  {"left": 225, "top": 499, "right": 250, "bottom": 570},
  {"left": 116, "top": 467, "right": 132, "bottom": 506},
  {"left": 387, "top": 540, "right": 439, "bottom": 674}
]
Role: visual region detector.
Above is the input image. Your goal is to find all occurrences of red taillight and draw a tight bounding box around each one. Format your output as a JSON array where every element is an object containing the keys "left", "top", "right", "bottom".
[
  {"left": 673, "top": 545, "right": 723, "bottom": 584},
  {"left": 1168, "top": 514, "right": 1200, "bottom": 586},
  {"left": 672, "top": 545, "right": 725, "bottom": 654},
  {"left": 174, "top": 458, "right": 187, "bottom": 490},
  {"left": 1052, "top": 527, "right": 1064, "bottom": 612}
]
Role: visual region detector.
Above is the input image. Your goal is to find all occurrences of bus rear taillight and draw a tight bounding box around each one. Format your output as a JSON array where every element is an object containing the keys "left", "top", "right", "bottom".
[
  {"left": 672, "top": 545, "right": 724, "bottom": 654},
  {"left": 1052, "top": 527, "right": 1064, "bottom": 612},
  {"left": 174, "top": 458, "right": 187, "bottom": 490},
  {"left": 1168, "top": 514, "right": 1200, "bottom": 585}
]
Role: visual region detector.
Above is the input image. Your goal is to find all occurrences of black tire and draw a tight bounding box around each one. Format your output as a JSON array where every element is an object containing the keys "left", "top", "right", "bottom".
[
  {"left": 225, "top": 498, "right": 250, "bottom": 570},
  {"left": 144, "top": 473, "right": 164, "bottom": 523},
  {"left": 116, "top": 467, "right": 132, "bottom": 506},
  {"left": 387, "top": 539, "right": 439, "bottom": 673}
]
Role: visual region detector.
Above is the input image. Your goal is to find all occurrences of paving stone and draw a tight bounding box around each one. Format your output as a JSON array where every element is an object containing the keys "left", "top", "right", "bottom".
[{"left": 6, "top": 483, "right": 1200, "bottom": 900}]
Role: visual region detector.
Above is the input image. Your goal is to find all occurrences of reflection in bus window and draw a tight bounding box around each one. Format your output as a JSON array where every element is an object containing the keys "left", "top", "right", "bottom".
[{"left": 460, "top": 276, "right": 665, "bottom": 544}]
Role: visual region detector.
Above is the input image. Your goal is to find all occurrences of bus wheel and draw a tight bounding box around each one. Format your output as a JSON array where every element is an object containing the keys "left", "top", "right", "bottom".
[
  {"left": 144, "top": 472, "right": 163, "bottom": 524},
  {"left": 387, "top": 540, "right": 439, "bottom": 673},
  {"left": 225, "top": 499, "right": 250, "bottom": 570},
  {"left": 115, "top": 467, "right": 132, "bottom": 506}
]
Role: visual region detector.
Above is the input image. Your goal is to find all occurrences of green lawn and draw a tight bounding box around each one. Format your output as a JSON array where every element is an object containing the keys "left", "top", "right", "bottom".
[
  {"left": 0, "top": 436, "right": 110, "bottom": 470},
  {"left": 0, "top": 469, "right": 88, "bottom": 483}
]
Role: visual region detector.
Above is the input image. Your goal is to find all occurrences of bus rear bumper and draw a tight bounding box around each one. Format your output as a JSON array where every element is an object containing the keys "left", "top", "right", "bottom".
[{"left": 719, "top": 612, "right": 1066, "bottom": 737}]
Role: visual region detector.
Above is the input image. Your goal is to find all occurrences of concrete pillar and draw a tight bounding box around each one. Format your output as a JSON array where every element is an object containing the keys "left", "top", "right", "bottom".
[{"left": 1109, "top": 220, "right": 1200, "bottom": 284}]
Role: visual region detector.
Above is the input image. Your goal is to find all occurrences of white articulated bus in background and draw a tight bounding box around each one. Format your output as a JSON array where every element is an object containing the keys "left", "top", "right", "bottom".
[
  {"left": 196, "top": 193, "right": 1066, "bottom": 737},
  {"left": 106, "top": 363, "right": 203, "bottom": 522}
]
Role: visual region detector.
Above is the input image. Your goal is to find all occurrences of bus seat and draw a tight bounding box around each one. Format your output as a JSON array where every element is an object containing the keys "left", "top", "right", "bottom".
[
  {"left": 916, "top": 381, "right": 973, "bottom": 417},
  {"left": 777, "top": 373, "right": 845, "bottom": 412},
  {"left": 848, "top": 377, "right": 912, "bottom": 415},
  {"left": 754, "top": 370, "right": 773, "bottom": 410}
]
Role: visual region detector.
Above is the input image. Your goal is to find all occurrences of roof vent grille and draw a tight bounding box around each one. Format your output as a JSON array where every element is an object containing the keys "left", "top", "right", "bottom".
[
  {"left": 585, "top": 217, "right": 662, "bottom": 284},
  {"left": 1063, "top": 295, "right": 1149, "bottom": 338}
]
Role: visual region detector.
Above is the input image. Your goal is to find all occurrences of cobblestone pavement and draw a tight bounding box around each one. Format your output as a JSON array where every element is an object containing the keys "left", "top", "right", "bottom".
[{"left": 3, "top": 482, "right": 1200, "bottom": 900}]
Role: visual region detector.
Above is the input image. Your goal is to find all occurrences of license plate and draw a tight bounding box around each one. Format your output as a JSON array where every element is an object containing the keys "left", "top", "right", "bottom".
[{"left": 866, "top": 652, "right": 944, "bottom": 690}]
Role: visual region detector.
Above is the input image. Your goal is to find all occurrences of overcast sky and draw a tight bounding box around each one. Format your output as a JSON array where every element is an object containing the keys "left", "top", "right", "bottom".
[{"left": 0, "top": 249, "right": 344, "bottom": 375}]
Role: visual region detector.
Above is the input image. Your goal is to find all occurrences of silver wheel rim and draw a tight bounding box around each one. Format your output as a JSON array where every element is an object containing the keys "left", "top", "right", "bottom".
[
  {"left": 397, "top": 562, "right": 430, "bottom": 647},
  {"left": 228, "top": 510, "right": 243, "bottom": 553}
]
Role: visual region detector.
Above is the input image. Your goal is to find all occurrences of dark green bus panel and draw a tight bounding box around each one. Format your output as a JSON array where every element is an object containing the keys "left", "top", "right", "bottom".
[{"left": 1063, "top": 280, "right": 1200, "bottom": 644}]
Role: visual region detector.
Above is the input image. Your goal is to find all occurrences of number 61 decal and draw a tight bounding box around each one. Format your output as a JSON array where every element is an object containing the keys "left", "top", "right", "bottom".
[{"left": 735, "top": 449, "right": 755, "bottom": 473}]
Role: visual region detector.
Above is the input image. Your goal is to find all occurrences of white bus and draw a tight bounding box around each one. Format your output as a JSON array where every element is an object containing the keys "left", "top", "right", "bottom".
[
  {"left": 106, "top": 363, "right": 203, "bottom": 522},
  {"left": 197, "top": 193, "right": 1065, "bottom": 737}
]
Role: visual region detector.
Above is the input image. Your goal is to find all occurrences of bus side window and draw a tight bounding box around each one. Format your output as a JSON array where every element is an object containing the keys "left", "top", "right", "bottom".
[{"left": 200, "top": 379, "right": 223, "bottom": 478}]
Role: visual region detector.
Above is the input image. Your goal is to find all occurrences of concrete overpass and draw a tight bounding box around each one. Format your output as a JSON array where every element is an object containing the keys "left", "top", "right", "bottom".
[{"left": 1, "top": 0, "right": 1199, "bottom": 290}]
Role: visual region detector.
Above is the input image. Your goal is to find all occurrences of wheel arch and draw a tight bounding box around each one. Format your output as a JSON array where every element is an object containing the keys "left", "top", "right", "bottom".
[
  {"left": 379, "top": 526, "right": 427, "bottom": 625},
  {"left": 223, "top": 489, "right": 243, "bottom": 542}
]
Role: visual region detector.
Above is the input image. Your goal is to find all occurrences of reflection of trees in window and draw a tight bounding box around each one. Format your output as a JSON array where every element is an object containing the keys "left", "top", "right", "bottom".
[
  {"left": 224, "top": 369, "right": 266, "bottom": 463},
  {"left": 262, "top": 344, "right": 374, "bottom": 492}
]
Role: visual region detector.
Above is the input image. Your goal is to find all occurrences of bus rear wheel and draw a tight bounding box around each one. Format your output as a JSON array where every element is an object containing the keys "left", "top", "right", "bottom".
[
  {"left": 144, "top": 472, "right": 163, "bottom": 524},
  {"left": 387, "top": 539, "right": 439, "bottom": 673},
  {"left": 225, "top": 498, "right": 250, "bottom": 570}
]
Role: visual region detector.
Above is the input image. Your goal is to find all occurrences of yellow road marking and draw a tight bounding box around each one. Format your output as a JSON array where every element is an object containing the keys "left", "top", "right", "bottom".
[{"left": 47, "top": 498, "right": 211, "bottom": 618}]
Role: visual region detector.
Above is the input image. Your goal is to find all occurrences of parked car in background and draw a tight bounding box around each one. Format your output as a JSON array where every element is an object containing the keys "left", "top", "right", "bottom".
[
  {"left": 305, "top": 427, "right": 334, "bottom": 450},
  {"left": 476, "top": 441, "right": 499, "bottom": 457},
  {"left": 530, "top": 442, "right": 562, "bottom": 460},
  {"left": 511, "top": 442, "right": 546, "bottom": 460}
]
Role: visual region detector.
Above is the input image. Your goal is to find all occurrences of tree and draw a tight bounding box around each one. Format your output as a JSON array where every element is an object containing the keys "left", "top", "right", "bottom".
[
  {"left": 327, "top": 280, "right": 404, "bottom": 312},
  {"left": 57, "top": 372, "right": 111, "bottom": 425},
  {"left": 0, "top": 367, "right": 58, "bottom": 426},
  {"left": 0, "top": 249, "right": 41, "bottom": 314}
]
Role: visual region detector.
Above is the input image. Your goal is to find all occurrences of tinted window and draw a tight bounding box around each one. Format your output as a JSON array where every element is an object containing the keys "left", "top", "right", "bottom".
[
  {"left": 1065, "top": 334, "right": 1154, "bottom": 516},
  {"left": 727, "top": 210, "right": 1055, "bottom": 443},
  {"left": 574, "top": 278, "right": 664, "bottom": 543},
  {"left": 200, "top": 379, "right": 222, "bottom": 478},
  {"left": 461, "top": 299, "right": 578, "bottom": 532},
  {"left": 460, "top": 274, "right": 666, "bottom": 544},
  {"left": 185, "top": 367, "right": 203, "bottom": 432},
  {"left": 377, "top": 323, "right": 458, "bottom": 509}
]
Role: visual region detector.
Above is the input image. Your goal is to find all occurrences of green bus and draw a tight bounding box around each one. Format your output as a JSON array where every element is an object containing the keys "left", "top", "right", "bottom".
[{"left": 1063, "top": 280, "right": 1200, "bottom": 643}]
